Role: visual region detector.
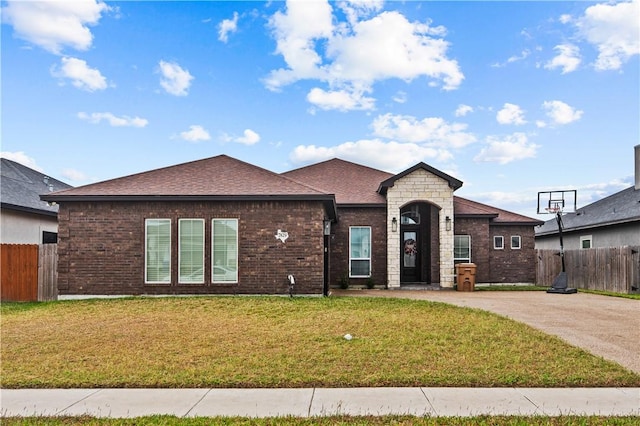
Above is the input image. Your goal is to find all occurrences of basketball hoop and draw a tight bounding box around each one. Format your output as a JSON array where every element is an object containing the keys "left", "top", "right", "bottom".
[{"left": 545, "top": 207, "right": 561, "bottom": 215}]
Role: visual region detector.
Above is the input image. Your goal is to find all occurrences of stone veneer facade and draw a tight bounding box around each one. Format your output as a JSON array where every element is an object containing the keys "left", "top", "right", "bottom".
[{"left": 385, "top": 169, "right": 455, "bottom": 288}]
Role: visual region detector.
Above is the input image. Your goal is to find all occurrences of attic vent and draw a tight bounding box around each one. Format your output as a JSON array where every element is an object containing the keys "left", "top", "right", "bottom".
[
  {"left": 48, "top": 184, "right": 54, "bottom": 192},
  {"left": 43, "top": 176, "right": 50, "bottom": 184}
]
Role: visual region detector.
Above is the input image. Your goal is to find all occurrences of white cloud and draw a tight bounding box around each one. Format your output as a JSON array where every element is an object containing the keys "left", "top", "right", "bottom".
[
  {"left": 576, "top": 0, "right": 640, "bottom": 70},
  {"left": 544, "top": 44, "right": 581, "bottom": 74},
  {"left": 306, "top": 87, "right": 375, "bottom": 111},
  {"left": 0, "top": 151, "right": 42, "bottom": 171},
  {"left": 496, "top": 103, "right": 527, "bottom": 125},
  {"left": 372, "top": 113, "right": 476, "bottom": 148},
  {"left": 235, "top": 129, "right": 261, "bottom": 145},
  {"left": 1, "top": 0, "right": 110, "bottom": 54},
  {"left": 158, "top": 60, "right": 193, "bottom": 96},
  {"left": 545, "top": 44, "right": 582, "bottom": 73},
  {"left": 51, "top": 57, "right": 108, "bottom": 91},
  {"left": 454, "top": 104, "right": 473, "bottom": 117},
  {"left": 77, "top": 112, "right": 148, "bottom": 127},
  {"left": 474, "top": 133, "right": 539, "bottom": 164},
  {"left": 392, "top": 91, "right": 407, "bottom": 104},
  {"left": 491, "top": 49, "right": 530, "bottom": 68},
  {"left": 218, "top": 12, "right": 238, "bottom": 43},
  {"left": 290, "top": 139, "right": 452, "bottom": 173},
  {"left": 265, "top": 1, "right": 463, "bottom": 111},
  {"left": 178, "top": 125, "right": 210, "bottom": 142},
  {"left": 61, "top": 168, "right": 88, "bottom": 182},
  {"left": 542, "top": 100, "right": 583, "bottom": 125}
]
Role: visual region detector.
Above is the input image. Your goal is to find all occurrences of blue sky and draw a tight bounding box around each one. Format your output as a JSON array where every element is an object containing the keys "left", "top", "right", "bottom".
[{"left": 2, "top": 0, "right": 638, "bottom": 218}]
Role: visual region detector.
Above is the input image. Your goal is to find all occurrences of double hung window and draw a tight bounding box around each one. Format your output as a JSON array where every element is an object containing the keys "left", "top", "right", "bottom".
[
  {"left": 454, "top": 235, "right": 471, "bottom": 264},
  {"left": 145, "top": 219, "right": 171, "bottom": 283},
  {"left": 350, "top": 226, "right": 371, "bottom": 277},
  {"left": 212, "top": 219, "right": 238, "bottom": 283},
  {"left": 179, "top": 219, "right": 205, "bottom": 283}
]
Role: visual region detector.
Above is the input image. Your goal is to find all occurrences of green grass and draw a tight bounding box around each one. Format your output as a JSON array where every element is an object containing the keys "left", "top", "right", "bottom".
[
  {"left": 2, "top": 416, "right": 640, "bottom": 425},
  {"left": 1, "top": 297, "right": 638, "bottom": 388}
]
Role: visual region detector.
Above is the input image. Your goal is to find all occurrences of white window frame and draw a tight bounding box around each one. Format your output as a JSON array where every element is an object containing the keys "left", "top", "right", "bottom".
[
  {"left": 145, "top": 218, "right": 171, "bottom": 284},
  {"left": 349, "top": 226, "right": 371, "bottom": 278},
  {"left": 580, "top": 235, "right": 592, "bottom": 249},
  {"left": 212, "top": 218, "right": 238, "bottom": 284},
  {"left": 510, "top": 235, "right": 521, "bottom": 250},
  {"left": 494, "top": 235, "right": 504, "bottom": 250},
  {"left": 454, "top": 235, "right": 471, "bottom": 263},
  {"left": 178, "top": 219, "right": 205, "bottom": 284}
]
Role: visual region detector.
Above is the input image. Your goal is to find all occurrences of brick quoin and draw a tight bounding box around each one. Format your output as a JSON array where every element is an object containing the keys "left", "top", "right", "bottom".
[{"left": 57, "top": 200, "right": 326, "bottom": 295}]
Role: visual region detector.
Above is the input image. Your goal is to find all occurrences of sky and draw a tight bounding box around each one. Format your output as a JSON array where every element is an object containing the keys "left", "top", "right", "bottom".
[{"left": 2, "top": 0, "right": 638, "bottom": 219}]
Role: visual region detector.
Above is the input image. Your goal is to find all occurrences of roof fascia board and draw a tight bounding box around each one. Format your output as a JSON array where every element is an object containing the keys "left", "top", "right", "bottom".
[
  {"left": 1, "top": 202, "right": 58, "bottom": 217},
  {"left": 535, "top": 217, "right": 640, "bottom": 236}
]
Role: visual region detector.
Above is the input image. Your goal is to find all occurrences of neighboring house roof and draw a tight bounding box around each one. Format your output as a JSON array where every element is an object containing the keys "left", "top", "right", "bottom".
[
  {"left": 536, "top": 186, "right": 640, "bottom": 236},
  {"left": 41, "top": 155, "right": 338, "bottom": 219},
  {"left": 282, "top": 158, "right": 393, "bottom": 206},
  {"left": 1, "top": 158, "right": 72, "bottom": 217},
  {"left": 454, "top": 196, "right": 543, "bottom": 225},
  {"left": 378, "top": 162, "right": 463, "bottom": 194}
]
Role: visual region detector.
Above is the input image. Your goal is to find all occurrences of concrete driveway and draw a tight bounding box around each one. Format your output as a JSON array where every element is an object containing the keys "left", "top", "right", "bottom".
[{"left": 333, "top": 289, "right": 640, "bottom": 375}]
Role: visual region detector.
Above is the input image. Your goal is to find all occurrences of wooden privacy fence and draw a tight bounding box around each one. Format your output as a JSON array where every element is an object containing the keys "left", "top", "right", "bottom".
[
  {"left": 1, "top": 244, "right": 58, "bottom": 302},
  {"left": 536, "top": 246, "right": 640, "bottom": 294}
]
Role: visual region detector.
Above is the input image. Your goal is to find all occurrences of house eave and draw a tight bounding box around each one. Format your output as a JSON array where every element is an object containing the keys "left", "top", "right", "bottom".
[
  {"left": 1, "top": 202, "right": 58, "bottom": 217},
  {"left": 535, "top": 217, "right": 640, "bottom": 237},
  {"left": 39, "top": 194, "right": 338, "bottom": 221}
]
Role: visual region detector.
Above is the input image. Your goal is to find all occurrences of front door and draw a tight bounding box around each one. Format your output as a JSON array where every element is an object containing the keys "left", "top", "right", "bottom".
[
  {"left": 400, "top": 203, "right": 433, "bottom": 284},
  {"left": 401, "top": 230, "right": 420, "bottom": 282}
]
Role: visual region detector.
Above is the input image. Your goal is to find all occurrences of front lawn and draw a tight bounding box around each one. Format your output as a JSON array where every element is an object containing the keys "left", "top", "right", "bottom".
[{"left": 1, "top": 297, "right": 637, "bottom": 388}]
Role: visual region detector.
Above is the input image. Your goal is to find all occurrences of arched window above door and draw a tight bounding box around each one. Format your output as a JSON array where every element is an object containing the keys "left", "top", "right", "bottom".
[{"left": 401, "top": 205, "right": 421, "bottom": 225}]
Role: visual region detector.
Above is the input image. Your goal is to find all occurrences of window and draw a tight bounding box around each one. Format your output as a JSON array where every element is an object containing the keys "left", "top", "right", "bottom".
[
  {"left": 511, "top": 235, "right": 521, "bottom": 250},
  {"left": 212, "top": 219, "right": 238, "bottom": 283},
  {"left": 494, "top": 236, "right": 504, "bottom": 250},
  {"left": 350, "top": 226, "right": 371, "bottom": 277},
  {"left": 179, "top": 219, "right": 204, "bottom": 284},
  {"left": 580, "top": 235, "right": 592, "bottom": 249},
  {"left": 454, "top": 235, "right": 471, "bottom": 264},
  {"left": 145, "top": 219, "right": 171, "bottom": 283}
]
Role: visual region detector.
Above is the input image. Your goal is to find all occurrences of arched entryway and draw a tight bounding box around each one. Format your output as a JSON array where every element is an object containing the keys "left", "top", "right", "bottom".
[{"left": 400, "top": 202, "right": 439, "bottom": 285}]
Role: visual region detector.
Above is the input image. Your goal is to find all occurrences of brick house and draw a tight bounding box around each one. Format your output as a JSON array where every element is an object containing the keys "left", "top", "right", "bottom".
[{"left": 42, "top": 155, "right": 542, "bottom": 297}]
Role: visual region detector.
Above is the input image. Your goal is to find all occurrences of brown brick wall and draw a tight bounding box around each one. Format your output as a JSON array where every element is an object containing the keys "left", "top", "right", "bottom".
[
  {"left": 329, "top": 206, "right": 387, "bottom": 288},
  {"left": 453, "top": 219, "right": 537, "bottom": 283},
  {"left": 488, "top": 225, "right": 537, "bottom": 283},
  {"left": 56, "top": 200, "right": 326, "bottom": 295}
]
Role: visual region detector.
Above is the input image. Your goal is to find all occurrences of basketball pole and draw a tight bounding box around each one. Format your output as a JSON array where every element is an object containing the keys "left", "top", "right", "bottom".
[{"left": 547, "top": 208, "right": 577, "bottom": 294}]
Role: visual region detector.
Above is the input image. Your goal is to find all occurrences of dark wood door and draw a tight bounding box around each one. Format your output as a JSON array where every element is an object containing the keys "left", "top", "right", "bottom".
[{"left": 401, "top": 229, "right": 420, "bottom": 282}]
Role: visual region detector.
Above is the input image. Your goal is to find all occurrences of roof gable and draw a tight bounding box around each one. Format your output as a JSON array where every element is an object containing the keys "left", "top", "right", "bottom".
[
  {"left": 378, "top": 162, "right": 463, "bottom": 194},
  {"left": 283, "top": 158, "right": 393, "bottom": 205},
  {"left": 1, "top": 158, "right": 72, "bottom": 215}
]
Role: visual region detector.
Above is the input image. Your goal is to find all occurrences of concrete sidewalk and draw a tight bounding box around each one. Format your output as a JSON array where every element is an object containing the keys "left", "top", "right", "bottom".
[{"left": 2, "top": 387, "right": 639, "bottom": 418}]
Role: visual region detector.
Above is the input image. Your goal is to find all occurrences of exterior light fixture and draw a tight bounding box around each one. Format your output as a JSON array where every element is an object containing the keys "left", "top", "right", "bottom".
[
  {"left": 323, "top": 220, "right": 332, "bottom": 236},
  {"left": 445, "top": 216, "right": 452, "bottom": 231},
  {"left": 391, "top": 217, "right": 398, "bottom": 232}
]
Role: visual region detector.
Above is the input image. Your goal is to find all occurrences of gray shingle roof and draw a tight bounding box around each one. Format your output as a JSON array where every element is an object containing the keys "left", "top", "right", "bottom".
[
  {"left": 536, "top": 186, "right": 640, "bottom": 235},
  {"left": 1, "top": 158, "right": 72, "bottom": 216}
]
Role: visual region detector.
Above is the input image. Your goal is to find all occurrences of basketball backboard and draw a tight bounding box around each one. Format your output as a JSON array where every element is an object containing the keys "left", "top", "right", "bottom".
[{"left": 537, "top": 190, "right": 577, "bottom": 214}]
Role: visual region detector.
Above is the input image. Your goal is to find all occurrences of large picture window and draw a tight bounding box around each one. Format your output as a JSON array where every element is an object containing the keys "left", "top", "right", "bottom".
[
  {"left": 179, "top": 219, "right": 204, "bottom": 283},
  {"left": 350, "top": 226, "right": 371, "bottom": 277},
  {"left": 212, "top": 219, "right": 238, "bottom": 283},
  {"left": 145, "top": 219, "right": 171, "bottom": 283},
  {"left": 454, "top": 235, "right": 471, "bottom": 264}
]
